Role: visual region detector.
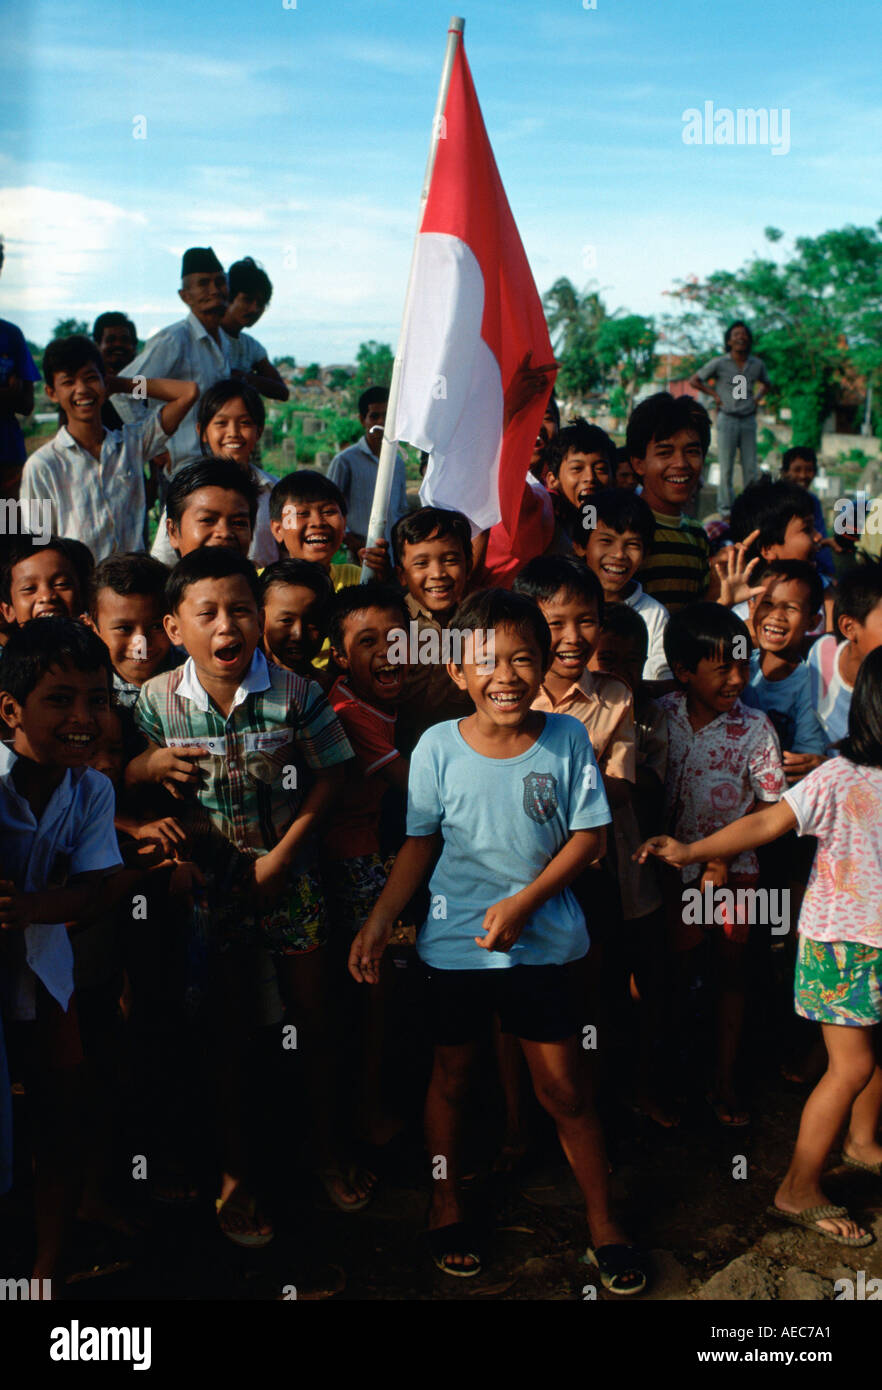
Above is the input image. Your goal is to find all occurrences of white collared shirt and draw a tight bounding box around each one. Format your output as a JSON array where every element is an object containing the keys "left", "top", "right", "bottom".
[
  {"left": 177, "top": 647, "right": 271, "bottom": 717},
  {"left": 112, "top": 312, "right": 233, "bottom": 470},
  {"left": 20, "top": 412, "right": 167, "bottom": 561},
  {"left": 150, "top": 463, "right": 279, "bottom": 569},
  {"left": 0, "top": 746, "right": 122, "bottom": 1020}
]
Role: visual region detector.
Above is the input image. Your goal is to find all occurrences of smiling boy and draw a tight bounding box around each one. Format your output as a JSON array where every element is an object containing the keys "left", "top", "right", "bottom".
[
  {"left": 21, "top": 335, "right": 197, "bottom": 562},
  {"left": 348, "top": 588, "right": 647, "bottom": 1293},
  {"left": 545, "top": 418, "right": 616, "bottom": 535},
  {"left": 577, "top": 489, "right": 672, "bottom": 682},
  {"left": 87, "top": 553, "right": 177, "bottom": 709},
  {"left": 393, "top": 506, "right": 474, "bottom": 752},
  {"left": 259, "top": 558, "right": 334, "bottom": 678},
  {"left": 160, "top": 458, "right": 258, "bottom": 559},
  {"left": 1, "top": 535, "right": 89, "bottom": 628},
  {"left": 627, "top": 392, "right": 712, "bottom": 613}
]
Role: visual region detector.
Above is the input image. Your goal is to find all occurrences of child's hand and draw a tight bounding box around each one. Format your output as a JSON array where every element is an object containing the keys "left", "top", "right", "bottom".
[
  {"left": 782, "top": 750, "right": 824, "bottom": 784},
  {"left": 349, "top": 911, "right": 394, "bottom": 984},
  {"left": 121, "top": 839, "right": 167, "bottom": 871},
  {"left": 358, "top": 537, "right": 392, "bottom": 580},
  {"left": 0, "top": 880, "right": 30, "bottom": 930},
  {"left": 133, "top": 817, "right": 189, "bottom": 857},
  {"left": 503, "top": 351, "right": 558, "bottom": 429},
  {"left": 633, "top": 836, "right": 691, "bottom": 868},
  {"left": 700, "top": 859, "right": 728, "bottom": 890},
  {"left": 146, "top": 745, "right": 208, "bottom": 799},
  {"left": 712, "top": 531, "right": 766, "bottom": 607},
  {"left": 476, "top": 895, "right": 530, "bottom": 952},
  {"left": 168, "top": 861, "right": 206, "bottom": 898}
]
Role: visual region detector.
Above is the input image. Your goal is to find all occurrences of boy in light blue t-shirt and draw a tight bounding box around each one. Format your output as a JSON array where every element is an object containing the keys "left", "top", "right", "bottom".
[{"left": 348, "top": 588, "right": 648, "bottom": 1296}]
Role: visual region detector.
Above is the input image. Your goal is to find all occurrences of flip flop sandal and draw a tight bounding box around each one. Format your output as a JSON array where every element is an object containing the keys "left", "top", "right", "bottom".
[
  {"left": 767, "top": 1203, "right": 875, "bottom": 1247},
  {"left": 841, "top": 1153, "right": 882, "bottom": 1177},
  {"left": 583, "top": 1244, "right": 648, "bottom": 1296},
  {"left": 315, "top": 1166, "right": 377, "bottom": 1213},
  {"left": 425, "top": 1222, "right": 483, "bottom": 1279},
  {"left": 215, "top": 1189, "right": 275, "bottom": 1248}
]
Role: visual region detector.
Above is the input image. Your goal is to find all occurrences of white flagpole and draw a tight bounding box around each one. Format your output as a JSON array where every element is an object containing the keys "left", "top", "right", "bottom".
[{"left": 359, "top": 15, "right": 465, "bottom": 582}]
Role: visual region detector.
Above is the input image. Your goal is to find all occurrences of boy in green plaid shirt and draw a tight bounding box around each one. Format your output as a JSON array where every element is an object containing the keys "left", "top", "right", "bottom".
[{"left": 129, "top": 547, "right": 376, "bottom": 1245}]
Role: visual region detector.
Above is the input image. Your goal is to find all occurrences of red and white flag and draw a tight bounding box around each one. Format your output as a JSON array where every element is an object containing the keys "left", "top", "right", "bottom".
[{"left": 394, "top": 35, "right": 555, "bottom": 565}]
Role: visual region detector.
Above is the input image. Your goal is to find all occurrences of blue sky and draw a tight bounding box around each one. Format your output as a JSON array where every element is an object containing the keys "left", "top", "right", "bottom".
[{"left": 1, "top": 0, "right": 880, "bottom": 362}]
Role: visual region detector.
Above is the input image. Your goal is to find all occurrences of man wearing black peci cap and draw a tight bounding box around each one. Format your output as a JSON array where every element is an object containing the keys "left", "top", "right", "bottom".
[{"left": 112, "top": 247, "right": 233, "bottom": 474}]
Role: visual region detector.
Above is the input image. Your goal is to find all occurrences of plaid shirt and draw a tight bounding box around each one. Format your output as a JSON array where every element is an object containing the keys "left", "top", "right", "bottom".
[{"left": 133, "top": 648, "right": 353, "bottom": 854}]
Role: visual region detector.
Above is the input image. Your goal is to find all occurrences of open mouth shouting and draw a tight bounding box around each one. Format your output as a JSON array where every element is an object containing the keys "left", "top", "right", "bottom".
[
  {"left": 213, "top": 639, "right": 245, "bottom": 669},
  {"left": 371, "top": 660, "right": 405, "bottom": 697}
]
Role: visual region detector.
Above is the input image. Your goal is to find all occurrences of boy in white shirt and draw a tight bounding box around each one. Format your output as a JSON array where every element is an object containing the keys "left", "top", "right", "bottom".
[{"left": 20, "top": 335, "right": 197, "bottom": 561}]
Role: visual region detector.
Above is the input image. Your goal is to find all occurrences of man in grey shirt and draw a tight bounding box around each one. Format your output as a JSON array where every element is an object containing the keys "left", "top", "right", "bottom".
[
  {"left": 327, "top": 386, "right": 408, "bottom": 559},
  {"left": 690, "top": 320, "right": 770, "bottom": 515}
]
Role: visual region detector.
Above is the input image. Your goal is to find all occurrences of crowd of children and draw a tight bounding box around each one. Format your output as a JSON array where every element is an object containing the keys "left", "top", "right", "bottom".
[{"left": 2, "top": 288, "right": 882, "bottom": 1300}]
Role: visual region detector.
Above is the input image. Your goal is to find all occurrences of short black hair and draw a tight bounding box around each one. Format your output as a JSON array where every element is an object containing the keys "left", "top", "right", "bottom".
[
  {"left": 259, "top": 558, "right": 335, "bottom": 629},
  {"left": 842, "top": 646, "right": 882, "bottom": 768},
  {"left": 227, "top": 256, "right": 273, "bottom": 304},
  {"left": 1, "top": 533, "right": 92, "bottom": 606},
  {"left": 166, "top": 547, "right": 261, "bottom": 614},
  {"left": 268, "top": 470, "right": 347, "bottom": 521},
  {"left": 549, "top": 418, "right": 616, "bottom": 478},
  {"left": 393, "top": 506, "right": 472, "bottom": 570},
  {"left": 358, "top": 386, "right": 389, "bottom": 418},
  {"left": 452, "top": 587, "right": 551, "bottom": 666},
  {"left": 729, "top": 477, "right": 815, "bottom": 561},
  {"left": 92, "top": 311, "right": 137, "bottom": 346},
  {"left": 0, "top": 616, "right": 112, "bottom": 705},
  {"left": 781, "top": 446, "right": 817, "bottom": 474},
  {"left": 43, "top": 334, "right": 105, "bottom": 389},
  {"left": 664, "top": 601, "right": 751, "bottom": 674},
  {"left": 626, "top": 391, "right": 711, "bottom": 462},
  {"left": 197, "top": 379, "right": 265, "bottom": 442},
  {"left": 724, "top": 320, "right": 753, "bottom": 351},
  {"left": 513, "top": 554, "right": 604, "bottom": 617},
  {"left": 166, "top": 458, "right": 259, "bottom": 529},
  {"left": 754, "top": 558, "right": 824, "bottom": 616},
  {"left": 599, "top": 603, "right": 650, "bottom": 664},
  {"left": 90, "top": 553, "right": 170, "bottom": 621},
  {"left": 589, "top": 488, "right": 655, "bottom": 550},
  {"left": 833, "top": 560, "right": 882, "bottom": 631},
  {"left": 328, "top": 582, "right": 409, "bottom": 655}
]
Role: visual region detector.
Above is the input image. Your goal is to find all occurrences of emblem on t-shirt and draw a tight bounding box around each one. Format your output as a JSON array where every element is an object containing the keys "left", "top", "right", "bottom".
[{"left": 523, "top": 771, "right": 558, "bottom": 823}]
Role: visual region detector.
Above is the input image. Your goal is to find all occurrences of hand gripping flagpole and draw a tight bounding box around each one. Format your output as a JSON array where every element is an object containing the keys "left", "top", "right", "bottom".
[{"left": 359, "top": 15, "right": 465, "bottom": 582}]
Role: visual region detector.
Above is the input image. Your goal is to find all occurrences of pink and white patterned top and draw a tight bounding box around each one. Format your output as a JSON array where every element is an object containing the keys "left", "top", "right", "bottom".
[
  {"left": 784, "top": 758, "right": 882, "bottom": 946},
  {"left": 660, "top": 692, "right": 785, "bottom": 882}
]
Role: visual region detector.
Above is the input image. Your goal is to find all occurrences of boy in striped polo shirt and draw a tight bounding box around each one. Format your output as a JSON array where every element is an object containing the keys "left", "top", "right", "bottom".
[{"left": 627, "top": 392, "right": 712, "bottom": 614}]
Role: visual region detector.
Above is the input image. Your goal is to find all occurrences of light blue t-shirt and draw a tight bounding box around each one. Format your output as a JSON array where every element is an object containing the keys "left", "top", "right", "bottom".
[
  {"left": 406, "top": 713, "right": 611, "bottom": 970},
  {"left": 741, "top": 651, "right": 826, "bottom": 755}
]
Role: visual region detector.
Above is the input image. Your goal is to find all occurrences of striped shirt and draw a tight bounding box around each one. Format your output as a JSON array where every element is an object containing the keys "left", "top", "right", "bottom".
[
  {"left": 638, "top": 511, "right": 710, "bottom": 613},
  {"left": 133, "top": 648, "right": 353, "bottom": 855}
]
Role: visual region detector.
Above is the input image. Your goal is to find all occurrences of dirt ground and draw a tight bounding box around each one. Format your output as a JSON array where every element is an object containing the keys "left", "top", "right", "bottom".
[{"left": 3, "top": 942, "right": 881, "bottom": 1302}]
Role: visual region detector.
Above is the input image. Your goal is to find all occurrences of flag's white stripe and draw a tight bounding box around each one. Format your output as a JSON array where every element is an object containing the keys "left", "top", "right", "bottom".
[{"left": 394, "top": 232, "right": 504, "bottom": 533}]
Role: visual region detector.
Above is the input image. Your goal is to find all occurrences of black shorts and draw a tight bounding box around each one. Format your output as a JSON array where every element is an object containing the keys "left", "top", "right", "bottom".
[{"left": 422, "top": 961, "right": 583, "bottom": 1046}]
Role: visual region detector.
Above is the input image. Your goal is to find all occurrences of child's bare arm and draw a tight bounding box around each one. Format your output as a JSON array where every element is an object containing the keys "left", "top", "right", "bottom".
[
  {"left": 104, "top": 375, "right": 199, "bottom": 438},
  {"left": 379, "top": 754, "right": 410, "bottom": 795},
  {"left": 477, "top": 826, "right": 606, "bottom": 953},
  {"left": 253, "top": 764, "right": 344, "bottom": 901},
  {"left": 635, "top": 799, "right": 797, "bottom": 870},
  {"left": 231, "top": 360, "right": 289, "bottom": 402},
  {"left": 349, "top": 832, "right": 442, "bottom": 983},
  {"left": 114, "top": 812, "right": 189, "bottom": 857},
  {"left": 0, "top": 863, "right": 186, "bottom": 932}
]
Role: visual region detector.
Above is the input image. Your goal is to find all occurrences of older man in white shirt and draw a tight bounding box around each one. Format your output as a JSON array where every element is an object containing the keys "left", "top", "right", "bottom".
[{"left": 113, "top": 247, "right": 232, "bottom": 473}]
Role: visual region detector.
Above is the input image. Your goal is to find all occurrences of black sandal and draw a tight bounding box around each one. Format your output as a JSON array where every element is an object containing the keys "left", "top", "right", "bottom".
[
  {"left": 425, "top": 1221, "right": 483, "bottom": 1278},
  {"left": 584, "top": 1244, "right": 648, "bottom": 1296}
]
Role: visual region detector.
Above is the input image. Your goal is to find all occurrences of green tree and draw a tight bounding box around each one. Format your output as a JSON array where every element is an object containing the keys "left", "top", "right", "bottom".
[
  {"left": 273, "top": 355, "right": 296, "bottom": 370},
  {"left": 352, "top": 340, "right": 394, "bottom": 396},
  {"left": 542, "top": 278, "right": 606, "bottom": 399},
  {"left": 665, "top": 223, "right": 882, "bottom": 447},
  {"left": 595, "top": 314, "right": 657, "bottom": 418},
  {"left": 52, "top": 317, "right": 90, "bottom": 339}
]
